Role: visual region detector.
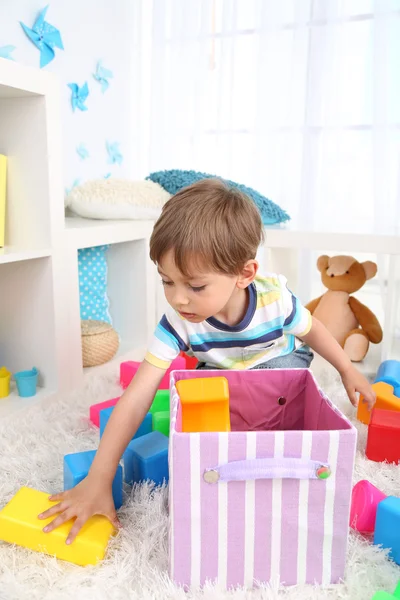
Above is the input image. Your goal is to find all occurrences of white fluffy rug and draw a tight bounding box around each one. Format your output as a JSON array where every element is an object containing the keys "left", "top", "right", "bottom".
[{"left": 0, "top": 353, "right": 399, "bottom": 600}]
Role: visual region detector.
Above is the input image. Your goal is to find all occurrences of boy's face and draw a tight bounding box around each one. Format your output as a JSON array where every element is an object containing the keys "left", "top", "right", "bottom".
[{"left": 157, "top": 249, "right": 241, "bottom": 323}]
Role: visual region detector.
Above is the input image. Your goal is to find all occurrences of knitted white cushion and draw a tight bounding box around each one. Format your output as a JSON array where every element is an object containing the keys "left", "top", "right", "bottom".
[{"left": 66, "top": 178, "right": 171, "bottom": 220}]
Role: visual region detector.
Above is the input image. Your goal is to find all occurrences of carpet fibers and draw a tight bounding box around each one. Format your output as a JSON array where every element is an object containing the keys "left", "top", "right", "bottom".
[{"left": 0, "top": 354, "right": 399, "bottom": 600}]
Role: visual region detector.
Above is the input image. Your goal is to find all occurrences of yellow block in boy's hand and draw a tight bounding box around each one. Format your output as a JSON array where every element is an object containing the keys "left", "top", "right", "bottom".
[
  {"left": 0, "top": 487, "right": 115, "bottom": 566},
  {"left": 176, "top": 376, "right": 231, "bottom": 433}
]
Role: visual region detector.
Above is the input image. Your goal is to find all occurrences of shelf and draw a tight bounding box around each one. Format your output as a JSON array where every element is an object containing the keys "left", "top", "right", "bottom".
[
  {"left": 65, "top": 217, "right": 154, "bottom": 249},
  {"left": 0, "top": 382, "right": 56, "bottom": 419},
  {"left": 0, "top": 246, "right": 52, "bottom": 265},
  {"left": 0, "top": 58, "right": 55, "bottom": 98}
]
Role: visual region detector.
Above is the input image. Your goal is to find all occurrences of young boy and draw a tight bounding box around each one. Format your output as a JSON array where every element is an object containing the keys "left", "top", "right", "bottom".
[{"left": 39, "top": 179, "right": 375, "bottom": 543}]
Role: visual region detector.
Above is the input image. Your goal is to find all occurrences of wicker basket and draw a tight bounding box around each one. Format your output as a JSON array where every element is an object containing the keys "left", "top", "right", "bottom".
[{"left": 81, "top": 320, "right": 119, "bottom": 367}]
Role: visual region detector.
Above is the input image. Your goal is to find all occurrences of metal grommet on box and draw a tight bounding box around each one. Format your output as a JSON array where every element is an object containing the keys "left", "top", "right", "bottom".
[
  {"left": 278, "top": 396, "right": 286, "bottom": 406},
  {"left": 204, "top": 469, "right": 220, "bottom": 484}
]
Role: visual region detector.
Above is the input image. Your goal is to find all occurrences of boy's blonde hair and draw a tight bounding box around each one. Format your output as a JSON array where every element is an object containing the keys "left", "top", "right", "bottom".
[{"left": 149, "top": 178, "right": 264, "bottom": 276}]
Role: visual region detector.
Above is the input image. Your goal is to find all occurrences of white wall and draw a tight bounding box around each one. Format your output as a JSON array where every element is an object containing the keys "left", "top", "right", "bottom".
[{"left": 0, "top": 0, "right": 135, "bottom": 192}]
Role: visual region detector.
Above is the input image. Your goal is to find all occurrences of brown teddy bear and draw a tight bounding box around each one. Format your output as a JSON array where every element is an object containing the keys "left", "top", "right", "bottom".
[{"left": 305, "top": 255, "right": 383, "bottom": 362}]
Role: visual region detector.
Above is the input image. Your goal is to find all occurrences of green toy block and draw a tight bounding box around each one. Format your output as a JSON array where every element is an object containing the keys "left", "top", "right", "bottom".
[
  {"left": 372, "top": 581, "right": 400, "bottom": 599},
  {"left": 152, "top": 411, "right": 170, "bottom": 437},
  {"left": 150, "top": 390, "right": 170, "bottom": 415}
]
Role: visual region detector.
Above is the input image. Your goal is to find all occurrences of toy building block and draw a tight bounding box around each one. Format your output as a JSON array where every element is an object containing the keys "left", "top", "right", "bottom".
[
  {"left": 0, "top": 487, "right": 115, "bottom": 566},
  {"left": 374, "top": 497, "right": 400, "bottom": 566},
  {"left": 120, "top": 361, "right": 140, "bottom": 389},
  {"left": 89, "top": 396, "right": 119, "bottom": 427},
  {"left": 349, "top": 480, "right": 386, "bottom": 533},
  {"left": 179, "top": 350, "right": 198, "bottom": 370},
  {"left": 123, "top": 431, "right": 169, "bottom": 485},
  {"left": 372, "top": 592, "right": 397, "bottom": 599},
  {"left": 366, "top": 408, "right": 400, "bottom": 464},
  {"left": 152, "top": 411, "right": 170, "bottom": 437},
  {"left": 120, "top": 356, "right": 186, "bottom": 390},
  {"left": 149, "top": 389, "right": 170, "bottom": 414},
  {"left": 375, "top": 360, "right": 400, "bottom": 388},
  {"left": 176, "top": 376, "right": 231, "bottom": 433},
  {"left": 64, "top": 450, "right": 123, "bottom": 510},
  {"left": 358, "top": 382, "right": 400, "bottom": 425},
  {"left": 100, "top": 407, "right": 152, "bottom": 441}
]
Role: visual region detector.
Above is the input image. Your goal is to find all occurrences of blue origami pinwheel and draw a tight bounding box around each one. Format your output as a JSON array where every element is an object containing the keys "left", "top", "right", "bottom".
[
  {"left": 20, "top": 5, "right": 63, "bottom": 68},
  {"left": 68, "top": 82, "right": 89, "bottom": 112},
  {"left": 93, "top": 61, "right": 113, "bottom": 93},
  {"left": 106, "top": 141, "right": 123, "bottom": 165},
  {"left": 65, "top": 178, "right": 80, "bottom": 198},
  {"left": 0, "top": 45, "right": 16, "bottom": 60},
  {"left": 76, "top": 144, "right": 89, "bottom": 160},
  {"left": 104, "top": 173, "right": 112, "bottom": 179}
]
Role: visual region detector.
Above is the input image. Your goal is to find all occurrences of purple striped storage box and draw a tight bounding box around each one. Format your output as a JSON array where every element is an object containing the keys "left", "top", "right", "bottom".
[{"left": 168, "top": 369, "right": 357, "bottom": 589}]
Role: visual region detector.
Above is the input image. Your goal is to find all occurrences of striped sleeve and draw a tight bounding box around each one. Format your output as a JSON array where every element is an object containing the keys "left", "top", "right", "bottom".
[
  {"left": 145, "top": 307, "right": 190, "bottom": 369},
  {"left": 279, "top": 275, "right": 312, "bottom": 337}
]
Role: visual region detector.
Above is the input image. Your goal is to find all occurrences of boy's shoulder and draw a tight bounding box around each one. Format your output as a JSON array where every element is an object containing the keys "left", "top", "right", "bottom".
[{"left": 254, "top": 272, "right": 287, "bottom": 293}]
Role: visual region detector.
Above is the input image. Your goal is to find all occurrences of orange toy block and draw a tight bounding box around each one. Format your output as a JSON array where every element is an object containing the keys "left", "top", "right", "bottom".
[
  {"left": 0, "top": 487, "right": 115, "bottom": 566},
  {"left": 176, "top": 376, "right": 231, "bottom": 433},
  {"left": 357, "top": 381, "right": 400, "bottom": 425}
]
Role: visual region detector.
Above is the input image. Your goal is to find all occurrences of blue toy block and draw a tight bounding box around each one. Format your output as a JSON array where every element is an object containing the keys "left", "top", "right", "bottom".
[
  {"left": 374, "top": 496, "right": 400, "bottom": 565},
  {"left": 64, "top": 450, "right": 123, "bottom": 510},
  {"left": 123, "top": 431, "right": 169, "bottom": 486},
  {"left": 375, "top": 361, "right": 400, "bottom": 391},
  {"left": 99, "top": 407, "right": 152, "bottom": 441}
]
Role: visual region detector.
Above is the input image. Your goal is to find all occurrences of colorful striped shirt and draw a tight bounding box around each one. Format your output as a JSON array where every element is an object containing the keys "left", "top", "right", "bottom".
[{"left": 145, "top": 274, "right": 312, "bottom": 371}]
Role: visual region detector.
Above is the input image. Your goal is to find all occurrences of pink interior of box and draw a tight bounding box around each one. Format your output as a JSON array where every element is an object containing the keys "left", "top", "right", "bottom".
[{"left": 171, "top": 369, "right": 351, "bottom": 433}]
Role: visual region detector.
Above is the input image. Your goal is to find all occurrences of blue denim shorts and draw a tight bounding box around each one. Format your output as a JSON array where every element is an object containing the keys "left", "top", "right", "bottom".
[{"left": 195, "top": 346, "right": 314, "bottom": 371}]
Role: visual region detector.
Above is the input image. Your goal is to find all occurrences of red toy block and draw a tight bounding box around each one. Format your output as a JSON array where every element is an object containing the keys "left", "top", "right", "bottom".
[
  {"left": 120, "top": 356, "right": 187, "bottom": 390},
  {"left": 120, "top": 361, "right": 140, "bottom": 389},
  {"left": 89, "top": 397, "right": 120, "bottom": 427},
  {"left": 366, "top": 408, "right": 400, "bottom": 464},
  {"left": 179, "top": 351, "right": 198, "bottom": 370}
]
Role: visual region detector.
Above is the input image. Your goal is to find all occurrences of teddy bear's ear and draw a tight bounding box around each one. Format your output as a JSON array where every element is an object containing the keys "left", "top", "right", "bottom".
[
  {"left": 317, "top": 255, "right": 330, "bottom": 273},
  {"left": 362, "top": 261, "right": 378, "bottom": 280}
]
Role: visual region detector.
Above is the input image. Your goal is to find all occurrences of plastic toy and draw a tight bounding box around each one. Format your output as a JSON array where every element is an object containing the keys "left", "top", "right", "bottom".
[
  {"left": 119, "top": 355, "right": 186, "bottom": 390},
  {"left": 349, "top": 480, "right": 387, "bottom": 533},
  {"left": 149, "top": 389, "right": 169, "bottom": 414},
  {"left": 180, "top": 350, "right": 198, "bottom": 370},
  {"left": 123, "top": 431, "right": 169, "bottom": 485},
  {"left": 0, "top": 487, "right": 115, "bottom": 566},
  {"left": 64, "top": 450, "right": 123, "bottom": 509},
  {"left": 14, "top": 367, "right": 38, "bottom": 398},
  {"left": 375, "top": 360, "right": 400, "bottom": 396},
  {"left": 152, "top": 411, "right": 170, "bottom": 437},
  {"left": 366, "top": 408, "right": 400, "bottom": 464},
  {"left": 89, "top": 396, "right": 119, "bottom": 427},
  {"left": 0, "top": 366, "right": 11, "bottom": 398},
  {"left": 372, "top": 582, "right": 400, "bottom": 599},
  {"left": 374, "top": 496, "right": 400, "bottom": 565},
  {"left": 176, "top": 376, "right": 231, "bottom": 433},
  {"left": 100, "top": 407, "right": 152, "bottom": 441},
  {"left": 358, "top": 381, "right": 400, "bottom": 425}
]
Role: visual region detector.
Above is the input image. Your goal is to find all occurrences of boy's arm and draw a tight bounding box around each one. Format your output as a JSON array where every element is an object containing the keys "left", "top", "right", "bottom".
[
  {"left": 38, "top": 360, "right": 166, "bottom": 542},
  {"left": 88, "top": 359, "right": 166, "bottom": 482},
  {"left": 299, "top": 316, "right": 376, "bottom": 408}
]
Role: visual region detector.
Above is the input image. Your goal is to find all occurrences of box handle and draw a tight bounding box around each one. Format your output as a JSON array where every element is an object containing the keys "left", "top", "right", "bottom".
[{"left": 203, "top": 457, "right": 331, "bottom": 483}]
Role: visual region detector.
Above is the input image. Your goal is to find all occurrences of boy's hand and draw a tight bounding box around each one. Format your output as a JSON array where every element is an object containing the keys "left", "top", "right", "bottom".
[
  {"left": 340, "top": 363, "right": 376, "bottom": 410},
  {"left": 38, "top": 475, "right": 121, "bottom": 544}
]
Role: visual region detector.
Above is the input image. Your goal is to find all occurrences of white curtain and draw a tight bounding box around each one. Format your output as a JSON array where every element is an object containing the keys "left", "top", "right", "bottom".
[
  {"left": 132, "top": 0, "right": 400, "bottom": 333},
  {"left": 133, "top": 0, "right": 400, "bottom": 235}
]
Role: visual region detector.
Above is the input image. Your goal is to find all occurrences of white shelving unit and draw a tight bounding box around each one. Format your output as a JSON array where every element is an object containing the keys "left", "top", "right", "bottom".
[{"left": 0, "top": 59, "right": 156, "bottom": 418}]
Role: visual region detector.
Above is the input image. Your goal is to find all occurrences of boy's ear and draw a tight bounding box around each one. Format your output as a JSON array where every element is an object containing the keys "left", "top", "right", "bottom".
[{"left": 237, "top": 260, "right": 258, "bottom": 289}]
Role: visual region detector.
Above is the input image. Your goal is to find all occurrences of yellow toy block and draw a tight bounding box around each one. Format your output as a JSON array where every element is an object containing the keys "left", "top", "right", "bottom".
[
  {"left": 357, "top": 381, "right": 400, "bottom": 425},
  {"left": 0, "top": 487, "right": 115, "bottom": 566},
  {"left": 176, "top": 376, "right": 231, "bottom": 433}
]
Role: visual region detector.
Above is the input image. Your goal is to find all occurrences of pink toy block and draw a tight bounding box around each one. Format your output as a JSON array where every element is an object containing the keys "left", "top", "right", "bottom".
[
  {"left": 120, "top": 361, "right": 140, "bottom": 389},
  {"left": 120, "top": 356, "right": 187, "bottom": 390},
  {"left": 90, "top": 397, "right": 120, "bottom": 427}
]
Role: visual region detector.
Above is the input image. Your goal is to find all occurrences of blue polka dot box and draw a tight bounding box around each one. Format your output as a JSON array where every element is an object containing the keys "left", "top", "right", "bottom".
[{"left": 78, "top": 245, "right": 111, "bottom": 324}]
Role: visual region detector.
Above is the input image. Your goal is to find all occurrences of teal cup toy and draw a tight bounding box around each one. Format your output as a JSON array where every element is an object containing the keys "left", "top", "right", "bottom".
[{"left": 14, "top": 367, "right": 38, "bottom": 398}]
